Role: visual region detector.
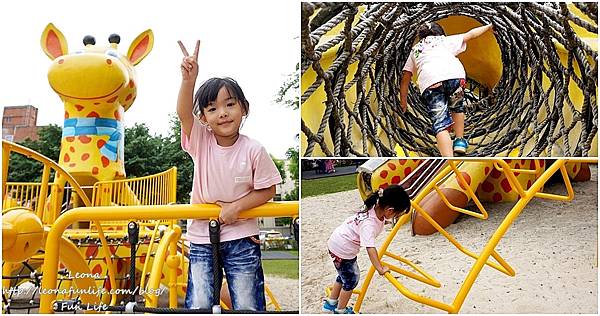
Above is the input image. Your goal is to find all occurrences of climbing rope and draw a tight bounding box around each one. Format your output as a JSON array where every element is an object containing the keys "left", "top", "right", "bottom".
[{"left": 301, "top": 2, "right": 597, "bottom": 157}]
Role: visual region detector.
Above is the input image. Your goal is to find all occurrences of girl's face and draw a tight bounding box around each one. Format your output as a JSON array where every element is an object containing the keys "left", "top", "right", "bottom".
[{"left": 200, "top": 86, "right": 246, "bottom": 146}]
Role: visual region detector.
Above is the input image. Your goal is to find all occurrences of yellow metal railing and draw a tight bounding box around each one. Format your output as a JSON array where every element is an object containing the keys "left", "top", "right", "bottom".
[
  {"left": 4, "top": 182, "right": 48, "bottom": 212},
  {"left": 91, "top": 167, "right": 177, "bottom": 206},
  {"left": 38, "top": 202, "right": 299, "bottom": 313},
  {"left": 2, "top": 140, "right": 91, "bottom": 224},
  {"left": 353, "top": 158, "right": 596, "bottom": 313}
]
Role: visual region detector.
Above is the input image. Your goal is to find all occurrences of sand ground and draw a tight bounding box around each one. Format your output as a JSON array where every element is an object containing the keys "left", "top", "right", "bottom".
[{"left": 301, "top": 165, "right": 598, "bottom": 314}]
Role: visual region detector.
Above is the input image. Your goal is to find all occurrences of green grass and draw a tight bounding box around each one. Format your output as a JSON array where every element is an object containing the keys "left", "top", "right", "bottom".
[
  {"left": 262, "top": 259, "right": 298, "bottom": 279},
  {"left": 301, "top": 173, "right": 357, "bottom": 198}
]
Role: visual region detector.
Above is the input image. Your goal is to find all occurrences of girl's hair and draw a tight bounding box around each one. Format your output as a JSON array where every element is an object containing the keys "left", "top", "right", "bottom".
[
  {"left": 417, "top": 22, "right": 445, "bottom": 40},
  {"left": 193, "top": 77, "right": 250, "bottom": 116},
  {"left": 361, "top": 184, "right": 411, "bottom": 215}
]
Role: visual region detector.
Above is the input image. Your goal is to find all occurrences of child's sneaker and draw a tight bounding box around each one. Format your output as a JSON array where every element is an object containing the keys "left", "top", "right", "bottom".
[
  {"left": 322, "top": 299, "right": 337, "bottom": 313},
  {"left": 334, "top": 307, "right": 355, "bottom": 314},
  {"left": 453, "top": 138, "right": 468, "bottom": 154}
]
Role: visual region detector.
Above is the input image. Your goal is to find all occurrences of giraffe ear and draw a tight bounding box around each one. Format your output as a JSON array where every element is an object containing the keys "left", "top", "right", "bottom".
[
  {"left": 127, "top": 29, "right": 153, "bottom": 66},
  {"left": 41, "top": 23, "right": 68, "bottom": 60}
]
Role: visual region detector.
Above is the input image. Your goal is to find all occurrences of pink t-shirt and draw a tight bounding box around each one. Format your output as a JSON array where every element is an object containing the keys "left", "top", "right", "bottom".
[
  {"left": 181, "top": 119, "right": 282, "bottom": 244},
  {"left": 403, "top": 34, "right": 467, "bottom": 94},
  {"left": 327, "top": 207, "right": 384, "bottom": 260}
]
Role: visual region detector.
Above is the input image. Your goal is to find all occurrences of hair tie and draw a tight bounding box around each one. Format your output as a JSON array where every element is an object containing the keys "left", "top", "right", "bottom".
[{"left": 378, "top": 188, "right": 384, "bottom": 197}]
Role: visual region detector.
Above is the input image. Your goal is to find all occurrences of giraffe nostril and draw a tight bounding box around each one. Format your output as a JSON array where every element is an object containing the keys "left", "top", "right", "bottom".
[
  {"left": 58, "top": 59, "right": 64, "bottom": 64},
  {"left": 106, "top": 59, "right": 112, "bottom": 65}
]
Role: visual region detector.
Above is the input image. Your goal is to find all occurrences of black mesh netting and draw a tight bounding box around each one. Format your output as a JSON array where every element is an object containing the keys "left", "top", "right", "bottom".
[{"left": 301, "top": 2, "right": 598, "bottom": 157}]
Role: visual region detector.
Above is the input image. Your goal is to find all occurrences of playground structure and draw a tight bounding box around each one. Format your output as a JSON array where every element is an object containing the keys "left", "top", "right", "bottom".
[
  {"left": 2, "top": 23, "right": 298, "bottom": 314},
  {"left": 301, "top": 2, "right": 598, "bottom": 157},
  {"left": 324, "top": 158, "right": 596, "bottom": 313}
]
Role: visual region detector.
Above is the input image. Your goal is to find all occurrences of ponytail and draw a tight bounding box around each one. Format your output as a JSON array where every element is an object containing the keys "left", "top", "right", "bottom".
[
  {"left": 360, "top": 185, "right": 411, "bottom": 215},
  {"left": 361, "top": 191, "right": 380, "bottom": 212}
]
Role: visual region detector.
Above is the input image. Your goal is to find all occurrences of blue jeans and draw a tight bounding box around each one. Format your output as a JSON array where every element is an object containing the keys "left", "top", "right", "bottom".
[
  {"left": 422, "top": 78, "right": 466, "bottom": 135},
  {"left": 329, "top": 250, "right": 360, "bottom": 291},
  {"left": 185, "top": 236, "right": 265, "bottom": 311}
]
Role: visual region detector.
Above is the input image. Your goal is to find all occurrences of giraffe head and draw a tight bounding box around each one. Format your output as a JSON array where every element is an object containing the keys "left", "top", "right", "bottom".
[{"left": 40, "top": 23, "right": 153, "bottom": 111}]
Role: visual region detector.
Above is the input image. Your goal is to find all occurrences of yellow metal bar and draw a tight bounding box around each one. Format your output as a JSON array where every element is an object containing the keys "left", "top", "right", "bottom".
[
  {"left": 384, "top": 273, "right": 454, "bottom": 313},
  {"left": 382, "top": 253, "right": 441, "bottom": 287},
  {"left": 34, "top": 181, "right": 44, "bottom": 216},
  {"left": 2, "top": 141, "right": 9, "bottom": 200},
  {"left": 450, "top": 159, "right": 566, "bottom": 312},
  {"left": 433, "top": 185, "right": 488, "bottom": 219},
  {"left": 492, "top": 160, "right": 538, "bottom": 175},
  {"left": 140, "top": 223, "right": 162, "bottom": 290},
  {"left": 168, "top": 227, "right": 181, "bottom": 308},
  {"left": 92, "top": 220, "right": 118, "bottom": 306},
  {"left": 534, "top": 164, "right": 575, "bottom": 201},
  {"left": 265, "top": 285, "right": 282, "bottom": 311},
  {"left": 445, "top": 161, "right": 488, "bottom": 219},
  {"left": 144, "top": 228, "right": 180, "bottom": 307},
  {"left": 39, "top": 202, "right": 297, "bottom": 312},
  {"left": 2, "top": 140, "right": 91, "bottom": 210},
  {"left": 171, "top": 167, "right": 178, "bottom": 202},
  {"left": 411, "top": 201, "right": 515, "bottom": 276}
]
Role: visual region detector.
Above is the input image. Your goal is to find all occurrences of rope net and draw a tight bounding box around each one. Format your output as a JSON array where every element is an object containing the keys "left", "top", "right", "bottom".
[{"left": 301, "top": 2, "right": 598, "bottom": 157}]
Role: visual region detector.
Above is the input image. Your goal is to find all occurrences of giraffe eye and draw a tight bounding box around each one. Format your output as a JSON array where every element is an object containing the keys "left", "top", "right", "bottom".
[{"left": 105, "top": 50, "right": 119, "bottom": 58}]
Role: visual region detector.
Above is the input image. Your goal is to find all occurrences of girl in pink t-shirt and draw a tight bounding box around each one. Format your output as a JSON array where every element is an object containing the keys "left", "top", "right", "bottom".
[
  {"left": 176, "top": 41, "right": 282, "bottom": 311},
  {"left": 323, "top": 185, "right": 410, "bottom": 314},
  {"left": 400, "top": 22, "right": 493, "bottom": 157}
]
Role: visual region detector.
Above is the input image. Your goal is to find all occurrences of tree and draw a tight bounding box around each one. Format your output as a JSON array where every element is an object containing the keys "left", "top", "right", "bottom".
[
  {"left": 283, "top": 147, "right": 299, "bottom": 200},
  {"left": 275, "top": 62, "right": 300, "bottom": 201},
  {"left": 124, "top": 123, "right": 166, "bottom": 178},
  {"left": 7, "top": 125, "right": 62, "bottom": 182},
  {"left": 275, "top": 63, "right": 299, "bottom": 110},
  {"left": 271, "top": 154, "right": 287, "bottom": 183},
  {"left": 160, "top": 115, "right": 194, "bottom": 204}
]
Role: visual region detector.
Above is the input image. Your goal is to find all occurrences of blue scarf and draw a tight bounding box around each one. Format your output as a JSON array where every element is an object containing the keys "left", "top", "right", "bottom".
[{"left": 62, "top": 118, "right": 123, "bottom": 161}]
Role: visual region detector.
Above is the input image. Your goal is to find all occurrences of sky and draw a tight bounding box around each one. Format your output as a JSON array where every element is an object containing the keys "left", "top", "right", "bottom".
[{"left": 0, "top": 0, "right": 299, "bottom": 159}]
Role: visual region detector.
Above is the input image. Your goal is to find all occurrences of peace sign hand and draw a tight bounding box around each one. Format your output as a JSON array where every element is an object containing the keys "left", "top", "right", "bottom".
[{"left": 178, "top": 40, "right": 200, "bottom": 82}]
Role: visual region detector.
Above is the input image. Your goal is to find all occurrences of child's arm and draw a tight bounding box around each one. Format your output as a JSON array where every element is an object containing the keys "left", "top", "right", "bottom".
[
  {"left": 177, "top": 40, "right": 200, "bottom": 139},
  {"left": 217, "top": 185, "right": 277, "bottom": 225},
  {"left": 462, "top": 24, "right": 493, "bottom": 43},
  {"left": 366, "top": 247, "right": 390, "bottom": 275},
  {"left": 399, "top": 71, "right": 412, "bottom": 112}
]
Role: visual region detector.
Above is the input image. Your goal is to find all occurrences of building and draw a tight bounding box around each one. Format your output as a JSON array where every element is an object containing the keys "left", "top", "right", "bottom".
[{"left": 2, "top": 105, "right": 40, "bottom": 142}]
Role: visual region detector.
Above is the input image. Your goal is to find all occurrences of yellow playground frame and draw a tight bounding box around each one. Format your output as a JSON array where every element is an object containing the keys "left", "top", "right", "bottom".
[
  {"left": 328, "top": 158, "right": 596, "bottom": 313},
  {"left": 2, "top": 140, "right": 299, "bottom": 313}
]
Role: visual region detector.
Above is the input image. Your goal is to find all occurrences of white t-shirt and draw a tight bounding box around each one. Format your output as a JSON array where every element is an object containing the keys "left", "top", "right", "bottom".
[
  {"left": 403, "top": 34, "right": 467, "bottom": 94},
  {"left": 181, "top": 119, "right": 282, "bottom": 244},
  {"left": 327, "top": 207, "right": 384, "bottom": 260}
]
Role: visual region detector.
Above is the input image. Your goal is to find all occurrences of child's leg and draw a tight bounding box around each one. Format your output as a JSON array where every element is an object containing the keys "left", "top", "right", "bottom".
[
  {"left": 451, "top": 112, "right": 464, "bottom": 139},
  {"left": 447, "top": 78, "right": 466, "bottom": 139},
  {"left": 185, "top": 242, "right": 222, "bottom": 309},
  {"left": 422, "top": 83, "right": 454, "bottom": 156},
  {"left": 222, "top": 236, "right": 266, "bottom": 311},
  {"left": 436, "top": 130, "right": 454, "bottom": 157},
  {"left": 334, "top": 257, "right": 360, "bottom": 310},
  {"left": 337, "top": 289, "right": 353, "bottom": 310},
  {"left": 329, "top": 280, "right": 342, "bottom": 300}
]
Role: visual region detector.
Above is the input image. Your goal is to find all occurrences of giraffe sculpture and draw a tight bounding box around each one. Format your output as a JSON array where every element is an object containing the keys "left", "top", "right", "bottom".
[{"left": 40, "top": 23, "right": 153, "bottom": 210}]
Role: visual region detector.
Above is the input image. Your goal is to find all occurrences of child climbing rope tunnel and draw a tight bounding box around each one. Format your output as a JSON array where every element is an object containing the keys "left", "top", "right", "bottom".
[{"left": 300, "top": 2, "right": 598, "bottom": 157}]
